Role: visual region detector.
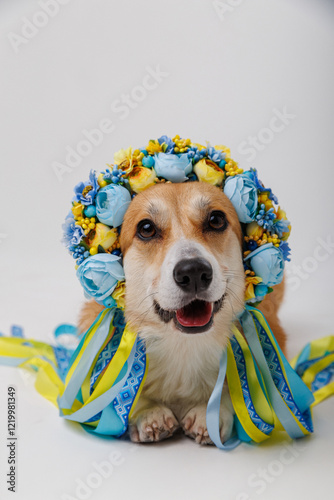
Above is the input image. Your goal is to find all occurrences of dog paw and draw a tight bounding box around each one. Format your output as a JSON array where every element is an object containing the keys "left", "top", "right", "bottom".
[
  {"left": 181, "top": 400, "right": 234, "bottom": 445},
  {"left": 181, "top": 405, "right": 213, "bottom": 445},
  {"left": 129, "top": 406, "right": 179, "bottom": 443}
]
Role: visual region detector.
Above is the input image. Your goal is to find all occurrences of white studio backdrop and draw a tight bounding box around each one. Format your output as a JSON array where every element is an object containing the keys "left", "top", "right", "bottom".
[{"left": 0, "top": 1, "right": 334, "bottom": 500}]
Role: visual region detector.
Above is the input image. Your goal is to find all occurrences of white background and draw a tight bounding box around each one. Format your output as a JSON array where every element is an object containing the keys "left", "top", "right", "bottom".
[{"left": 0, "top": 0, "right": 334, "bottom": 499}]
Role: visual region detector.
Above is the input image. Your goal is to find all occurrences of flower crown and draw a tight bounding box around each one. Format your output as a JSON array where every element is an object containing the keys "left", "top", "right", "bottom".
[{"left": 62, "top": 135, "right": 291, "bottom": 308}]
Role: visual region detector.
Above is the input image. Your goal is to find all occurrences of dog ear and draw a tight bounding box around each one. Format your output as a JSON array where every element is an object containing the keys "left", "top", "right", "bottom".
[
  {"left": 119, "top": 206, "right": 137, "bottom": 256},
  {"left": 78, "top": 300, "right": 104, "bottom": 334}
]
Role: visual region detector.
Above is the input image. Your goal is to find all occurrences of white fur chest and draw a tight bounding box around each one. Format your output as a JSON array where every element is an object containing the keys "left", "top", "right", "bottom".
[{"left": 140, "top": 328, "right": 225, "bottom": 412}]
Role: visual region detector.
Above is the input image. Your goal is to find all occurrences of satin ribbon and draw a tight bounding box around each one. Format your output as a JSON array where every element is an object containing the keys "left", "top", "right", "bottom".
[
  {"left": 240, "top": 307, "right": 313, "bottom": 438},
  {"left": 206, "top": 347, "right": 241, "bottom": 449},
  {"left": 206, "top": 306, "right": 333, "bottom": 448},
  {"left": 291, "top": 336, "right": 334, "bottom": 407},
  {"left": 0, "top": 306, "right": 333, "bottom": 448},
  {"left": 0, "top": 308, "right": 147, "bottom": 436}
]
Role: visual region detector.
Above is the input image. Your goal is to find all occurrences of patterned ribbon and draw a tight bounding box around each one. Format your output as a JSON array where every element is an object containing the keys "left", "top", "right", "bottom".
[
  {"left": 291, "top": 336, "right": 334, "bottom": 407},
  {"left": 0, "top": 308, "right": 148, "bottom": 437},
  {"left": 0, "top": 306, "right": 333, "bottom": 447},
  {"left": 206, "top": 306, "right": 333, "bottom": 447}
]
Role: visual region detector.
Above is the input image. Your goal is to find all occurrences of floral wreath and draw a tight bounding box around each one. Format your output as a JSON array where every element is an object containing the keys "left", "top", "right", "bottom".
[{"left": 62, "top": 135, "right": 291, "bottom": 309}]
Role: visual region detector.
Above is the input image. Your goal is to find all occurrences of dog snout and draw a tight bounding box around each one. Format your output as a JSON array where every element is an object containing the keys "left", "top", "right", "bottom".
[{"left": 173, "top": 258, "right": 213, "bottom": 294}]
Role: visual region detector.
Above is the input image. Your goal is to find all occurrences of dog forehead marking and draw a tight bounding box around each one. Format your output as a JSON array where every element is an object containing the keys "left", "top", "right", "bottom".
[
  {"left": 146, "top": 194, "right": 213, "bottom": 229},
  {"left": 192, "top": 195, "right": 212, "bottom": 212}
]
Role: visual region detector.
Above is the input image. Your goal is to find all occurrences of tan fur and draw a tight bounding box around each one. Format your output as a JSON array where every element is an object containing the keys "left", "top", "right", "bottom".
[
  {"left": 79, "top": 281, "right": 287, "bottom": 354},
  {"left": 78, "top": 300, "right": 104, "bottom": 334},
  {"left": 258, "top": 279, "right": 286, "bottom": 353},
  {"left": 79, "top": 282, "right": 287, "bottom": 353},
  {"left": 78, "top": 182, "right": 287, "bottom": 444}
]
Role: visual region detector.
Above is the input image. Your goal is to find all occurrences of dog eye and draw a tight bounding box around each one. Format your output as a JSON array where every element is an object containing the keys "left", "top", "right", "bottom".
[
  {"left": 136, "top": 219, "right": 157, "bottom": 240},
  {"left": 207, "top": 211, "right": 228, "bottom": 231}
]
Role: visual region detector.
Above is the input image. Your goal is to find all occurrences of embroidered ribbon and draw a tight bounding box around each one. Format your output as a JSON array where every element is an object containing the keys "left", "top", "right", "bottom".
[
  {"left": 0, "top": 308, "right": 148, "bottom": 437},
  {"left": 0, "top": 306, "right": 333, "bottom": 447},
  {"left": 206, "top": 306, "right": 333, "bottom": 448}
]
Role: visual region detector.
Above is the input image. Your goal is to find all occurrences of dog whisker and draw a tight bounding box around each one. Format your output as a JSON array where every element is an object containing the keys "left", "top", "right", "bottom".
[
  {"left": 137, "top": 291, "right": 158, "bottom": 308},
  {"left": 226, "top": 293, "right": 240, "bottom": 322},
  {"left": 224, "top": 272, "right": 246, "bottom": 281},
  {"left": 226, "top": 286, "right": 245, "bottom": 314},
  {"left": 127, "top": 303, "right": 155, "bottom": 329}
]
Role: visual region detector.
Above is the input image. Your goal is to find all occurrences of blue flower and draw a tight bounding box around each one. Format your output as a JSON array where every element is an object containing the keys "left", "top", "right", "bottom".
[
  {"left": 223, "top": 173, "right": 258, "bottom": 223},
  {"left": 154, "top": 153, "right": 193, "bottom": 182},
  {"left": 187, "top": 147, "right": 207, "bottom": 164},
  {"left": 103, "top": 165, "right": 127, "bottom": 184},
  {"left": 206, "top": 147, "right": 226, "bottom": 165},
  {"left": 255, "top": 204, "right": 276, "bottom": 231},
  {"left": 76, "top": 254, "right": 125, "bottom": 302},
  {"left": 96, "top": 184, "right": 131, "bottom": 228},
  {"left": 245, "top": 243, "right": 285, "bottom": 287},
  {"left": 273, "top": 218, "right": 290, "bottom": 238},
  {"left": 279, "top": 241, "right": 291, "bottom": 262},
  {"left": 62, "top": 213, "right": 85, "bottom": 248},
  {"left": 68, "top": 245, "right": 87, "bottom": 265},
  {"left": 157, "top": 135, "right": 175, "bottom": 154},
  {"left": 73, "top": 170, "right": 99, "bottom": 206},
  {"left": 243, "top": 169, "right": 279, "bottom": 204}
]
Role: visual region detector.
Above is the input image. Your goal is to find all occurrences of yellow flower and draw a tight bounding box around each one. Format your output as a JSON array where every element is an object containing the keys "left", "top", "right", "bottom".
[
  {"left": 90, "top": 223, "right": 118, "bottom": 250},
  {"left": 214, "top": 145, "right": 231, "bottom": 159},
  {"left": 72, "top": 202, "right": 84, "bottom": 219},
  {"left": 276, "top": 206, "right": 287, "bottom": 220},
  {"left": 258, "top": 192, "right": 273, "bottom": 211},
  {"left": 114, "top": 147, "right": 135, "bottom": 174},
  {"left": 173, "top": 136, "right": 191, "bottom": 153},
  {"left": 112, "top": 282, "right": 126, "bottom": 309},
  {"left": 114, "top": 146, "right": 133, "bottom": 165},
  {"left": 194, "top": 159, "right": 225, "bottom": 186},
  {"left": 128, "top": 166, "right": 157, "bottom": 193},
  {"left": 191, "top": 142, "right": 206, "bottom": 151},
  {"left": 276, "top": 206, "right": 291, "bottom": 240},
  {"left": 224, "top": 159, "right": 243, "bottom": 177},
  {"left": 146, "top": 140, "right": 162, "bottom": 155},
  {"left": 246, "top": 221, "right": 264, "bottom": 239},
  {"left": 97, "top": 172, "right": 107, "bottom": 188},
  {"left": 266, "top": 233, "right": 280, "bottom": 247},
  {"left": 245, "top": 275, "right": 263, "bottom": 301},
  {"left": 132, "top": 149, "right": 145, "bottom": 166}
]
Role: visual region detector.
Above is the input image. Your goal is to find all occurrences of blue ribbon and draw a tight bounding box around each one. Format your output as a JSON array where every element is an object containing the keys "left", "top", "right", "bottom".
[
  {"left": 60, "top": 336, "right": 137, "bottom": 423},
  {"left": 240, "top": 307, "right": 312, "bottom": 439},
  {"left": 206, "top": 348, "right": 241, "bottom": 450},
  {"left": 59, "top": 308, "right": 115, "bottom": 410}
]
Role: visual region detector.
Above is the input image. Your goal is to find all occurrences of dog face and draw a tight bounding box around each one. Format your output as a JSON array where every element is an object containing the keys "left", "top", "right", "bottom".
[{"left": 120, "top": 182, "right": 245, "bottom": 344}]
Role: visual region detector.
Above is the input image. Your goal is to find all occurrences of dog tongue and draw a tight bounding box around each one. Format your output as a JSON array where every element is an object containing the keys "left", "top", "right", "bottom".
[{"left": 176, "top": 300, "right": 212, "bottom": 327}]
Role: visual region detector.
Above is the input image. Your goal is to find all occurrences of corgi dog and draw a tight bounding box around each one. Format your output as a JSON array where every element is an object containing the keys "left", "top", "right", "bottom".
[{"left": 79, "top": 181, "right": 286, "bottom": 444}]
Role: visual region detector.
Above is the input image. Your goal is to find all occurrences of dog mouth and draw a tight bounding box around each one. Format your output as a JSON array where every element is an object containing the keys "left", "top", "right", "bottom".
[
  {"left": 175, "top": 300, "right": 213, "bottom": 333},
  {"left": 153, "top": 295, "right": 225, "bottom": 334}
]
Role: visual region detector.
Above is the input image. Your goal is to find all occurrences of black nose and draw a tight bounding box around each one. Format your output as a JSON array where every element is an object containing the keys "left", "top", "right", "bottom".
[{"left": 173, "top": 258, "right": 213, "bottom": 294}]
